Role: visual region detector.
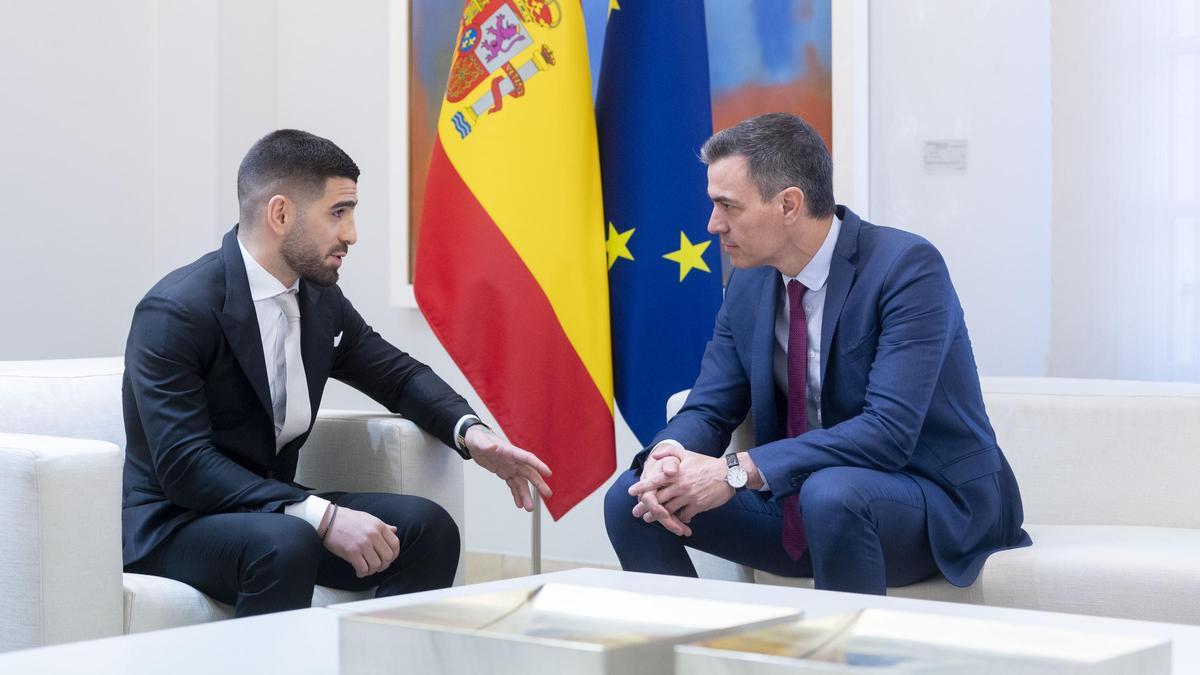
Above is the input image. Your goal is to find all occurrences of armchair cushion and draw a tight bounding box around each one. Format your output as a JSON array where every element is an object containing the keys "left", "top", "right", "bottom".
[
  {"left": 122, "top": 574, "right": 372, "bottom": 634},
  {"left": 0, "top": 358, "right": 125, "bottom": 450}
]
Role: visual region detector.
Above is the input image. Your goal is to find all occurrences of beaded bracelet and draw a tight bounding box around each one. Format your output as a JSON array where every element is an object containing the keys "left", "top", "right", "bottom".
[{"left": 319, "top": 502, "right": 338, "bottom": 538}]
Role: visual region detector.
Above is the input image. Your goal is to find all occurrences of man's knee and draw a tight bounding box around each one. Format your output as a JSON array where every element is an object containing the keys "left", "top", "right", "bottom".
[
  {"left": 397, "top": 497, "right": 461, "bottom": 564},
  {"left": 253, "top": 515, "right": 324, "bottom": 573},
  {"left": 797, "top": 467, "right": 871, "bottom": 527}
]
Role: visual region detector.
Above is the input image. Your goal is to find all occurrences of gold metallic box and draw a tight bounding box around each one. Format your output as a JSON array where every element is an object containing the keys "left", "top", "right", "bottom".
[
  {"left": 675, "top": 609, "right": 1171, "bottom": 674},
  {"left": 339, "top": 582, "right": 801, "bottom": 675}
]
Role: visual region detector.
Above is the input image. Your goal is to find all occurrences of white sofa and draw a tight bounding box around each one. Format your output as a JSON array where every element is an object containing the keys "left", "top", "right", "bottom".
[
  {"left": 0, "top": 357, "right": 465, "bottom": 652},
  {"left": 676, "top": 377, "right": 1200, "bottom": 625}
]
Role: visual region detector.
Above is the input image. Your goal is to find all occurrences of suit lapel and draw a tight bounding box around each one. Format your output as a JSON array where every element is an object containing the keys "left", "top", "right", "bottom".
[
  {"left": 215, "top": 227, "right": 273, "bottom": 418},
  {"left": 298, "top": 281, "right": 331, "bottom": 423},
  {"left": 749, "top": 270, "right": 783, "bottom": 446},
  {"left": 820, "top": 205, "right": 862, "bottom": 386}
]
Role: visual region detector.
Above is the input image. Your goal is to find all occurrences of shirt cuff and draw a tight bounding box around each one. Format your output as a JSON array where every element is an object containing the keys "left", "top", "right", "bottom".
[
  {"left": 454, "top": 414, "right": 481, "bottom": 451},
  {"left": 283, "top": 495, "right": 332, "bottom": 531},
  {"left": 746, "top": 449, "right": 772, "bottom": 492},
  {"left": 654, "top": 439, "right": 685, "bottom": 453}
]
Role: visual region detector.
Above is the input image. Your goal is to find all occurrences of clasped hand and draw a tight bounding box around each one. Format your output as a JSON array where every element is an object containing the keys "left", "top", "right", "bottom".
[
  {"left": 322, "top": 506, "right": 400, "bottom": 578},
  {"left": 626, "top": 444, "right": 734, "bottom": 537},
  {"left": 465, "top": 425, "right": 553, "bottom": 512}
]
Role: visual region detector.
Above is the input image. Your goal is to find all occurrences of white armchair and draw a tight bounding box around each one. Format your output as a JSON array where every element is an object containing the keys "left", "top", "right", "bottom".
[
  {"left": 0, "top": 358, "right": 465, "bottom": 652},
  {"left": 675, "top": 377, "right": 1200, "bottom": 625}
]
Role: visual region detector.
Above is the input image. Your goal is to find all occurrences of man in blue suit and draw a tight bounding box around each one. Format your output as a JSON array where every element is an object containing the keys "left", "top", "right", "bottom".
[{"left": 604, "top": 113, "right": 1030, "bottom": 594}]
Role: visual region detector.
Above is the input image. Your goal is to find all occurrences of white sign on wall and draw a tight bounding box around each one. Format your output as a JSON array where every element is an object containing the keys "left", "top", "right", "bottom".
[{"left": 923, "top": 139, "right": 969, "bottom": 174}]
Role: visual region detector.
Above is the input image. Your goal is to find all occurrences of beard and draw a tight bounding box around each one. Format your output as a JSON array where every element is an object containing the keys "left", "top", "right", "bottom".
[{"left": 280, "top": 217, "right": 345, "bottom": 287}]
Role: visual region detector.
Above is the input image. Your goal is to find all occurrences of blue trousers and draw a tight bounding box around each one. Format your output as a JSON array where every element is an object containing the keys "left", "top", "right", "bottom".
[{"left": 604, "top": 466, "right": 939, "bottom": 595}]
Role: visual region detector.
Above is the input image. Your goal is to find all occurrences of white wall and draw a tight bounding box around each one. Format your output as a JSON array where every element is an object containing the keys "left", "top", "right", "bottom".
[
  {"left": 2, "top": 1, "right": 158, "bottom": 358},
  {"left": 869, "top": 0, "right": 1200, "bottom": 384},
  {"left": 1047, "top": 0, "right": 1199, "bottom": 382},
  {"left": 868, "top": 0, "right": 1053, "bottom": 378}
]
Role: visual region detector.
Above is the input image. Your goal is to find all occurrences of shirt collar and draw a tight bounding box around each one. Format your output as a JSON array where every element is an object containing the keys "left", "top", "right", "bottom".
[
  {"left": 780, "top": 215, "right": 843, "bottom": 292},
  {"left": 237, "top": 237, "right": 298, "bottom": 302}
]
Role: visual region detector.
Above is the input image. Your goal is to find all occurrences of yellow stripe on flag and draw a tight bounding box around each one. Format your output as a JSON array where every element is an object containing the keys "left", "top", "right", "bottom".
[{"left": 436, "top": 1, "right": 612, "bottom": 407}]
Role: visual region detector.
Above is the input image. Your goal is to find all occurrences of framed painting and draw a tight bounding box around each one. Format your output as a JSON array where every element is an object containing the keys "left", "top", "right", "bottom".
[{"left": 389, "top": 0, "right": 868, "bottom": 306}]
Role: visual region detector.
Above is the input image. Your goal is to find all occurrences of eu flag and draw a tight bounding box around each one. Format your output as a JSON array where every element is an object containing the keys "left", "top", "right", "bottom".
[{"left": 596, "top": 1, "right": 723, "bottom": 446}]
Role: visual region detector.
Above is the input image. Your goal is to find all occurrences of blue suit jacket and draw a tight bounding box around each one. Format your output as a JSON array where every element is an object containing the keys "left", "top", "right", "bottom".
[
  {"left": 121, "top": 227, "right": 475, "bottom": 566},
  {"left": 644, "top": 206, "right": 1031, "bottom": 586}
]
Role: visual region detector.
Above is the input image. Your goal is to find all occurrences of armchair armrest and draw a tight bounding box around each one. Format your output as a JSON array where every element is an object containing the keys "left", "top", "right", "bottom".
[
  {"left": 296, "top": 411, "right": 465, "bottom": 584},
  {"left": 0, "top": 433, "right": 124, "bottom": 652}
]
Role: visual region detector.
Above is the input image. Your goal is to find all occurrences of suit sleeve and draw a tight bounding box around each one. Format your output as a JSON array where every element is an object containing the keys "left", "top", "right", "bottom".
[
  {"left": 631, "top": 273, "right": 752, "bottom": 473},
  {"left": 329, "top": 291, "right": 474, "bottom": 452},
  {"left": 749, "top": 241, "right": 959, "bottom": 498},
  {"left": 126, "top": 296, "right": 310, "bottom": 513}
]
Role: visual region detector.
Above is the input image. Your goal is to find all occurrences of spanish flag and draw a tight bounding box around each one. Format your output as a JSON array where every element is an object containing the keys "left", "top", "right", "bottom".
[{"left": 414, "top": 0, "right": 614, "bottom": 518}]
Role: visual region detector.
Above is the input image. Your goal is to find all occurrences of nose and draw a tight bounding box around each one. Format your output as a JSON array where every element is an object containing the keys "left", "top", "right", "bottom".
[
  {"left": 341, "top": 215, "right": 358, "bottom": 247},
  {"left": 707, "top": 206, "right": 725, "bottom": 235}
]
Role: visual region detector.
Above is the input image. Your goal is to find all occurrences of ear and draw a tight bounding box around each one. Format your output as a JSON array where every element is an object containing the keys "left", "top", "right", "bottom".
[
  {"left": 779, "top": 186, "right": 806, "bottom": 222},
  {"left": 265, "top": 195, "right": 291, "bottom": 237}
]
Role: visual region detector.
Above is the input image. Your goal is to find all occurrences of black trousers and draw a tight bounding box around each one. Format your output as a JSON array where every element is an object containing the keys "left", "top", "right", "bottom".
[{"left": 127, "top": 492, "right": 460, "bottom": 617}]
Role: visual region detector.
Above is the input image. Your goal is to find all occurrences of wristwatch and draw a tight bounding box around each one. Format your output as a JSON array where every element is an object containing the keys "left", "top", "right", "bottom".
[
  {"left": 725, "top": 453, "right": 748, "bottom": 489},
  {"left": 454, "top": 418, "right": 491, "bottom": 460}
]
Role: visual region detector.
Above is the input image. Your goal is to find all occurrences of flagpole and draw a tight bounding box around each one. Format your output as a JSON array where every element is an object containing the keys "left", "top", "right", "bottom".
[{"left": 531, "top": 493, "right": 542, "bottom": 575}]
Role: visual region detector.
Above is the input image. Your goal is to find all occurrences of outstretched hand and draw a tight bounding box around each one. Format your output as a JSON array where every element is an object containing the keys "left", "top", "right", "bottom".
[{"left": 466, "top": 425, "right": 553, "bottom": 511}]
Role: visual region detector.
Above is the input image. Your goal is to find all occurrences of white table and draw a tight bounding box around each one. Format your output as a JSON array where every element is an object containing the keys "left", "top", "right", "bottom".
[
  {"left": 3, "top": 568, "right": 1197, "bottom": 673},
  {"left": 0, "top": 606, "right": 342, "bottom": 674}
]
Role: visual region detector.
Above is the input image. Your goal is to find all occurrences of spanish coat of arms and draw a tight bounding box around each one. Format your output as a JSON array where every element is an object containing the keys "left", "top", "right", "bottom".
[{"left": 446, "top": 0, "right": 562, "bottom": 138}]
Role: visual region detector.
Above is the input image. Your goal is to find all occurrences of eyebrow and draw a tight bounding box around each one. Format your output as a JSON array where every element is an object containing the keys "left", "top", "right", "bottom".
[
  {"left": 330, "top": 200, "right": 358, "bottom": 211},
  {"left": 710, "top": 194, "right": 741, "bottom": 207}
]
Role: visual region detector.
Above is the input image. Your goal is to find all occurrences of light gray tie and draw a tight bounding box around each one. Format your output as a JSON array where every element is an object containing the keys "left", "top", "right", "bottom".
[{"left": 274, "top": 290, "right": 310, "bottom": 453}]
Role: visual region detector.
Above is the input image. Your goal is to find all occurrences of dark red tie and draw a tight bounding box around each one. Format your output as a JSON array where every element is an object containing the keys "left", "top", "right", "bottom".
[{"left": 781, "top": 279, "right": 809, "bottom": 560}]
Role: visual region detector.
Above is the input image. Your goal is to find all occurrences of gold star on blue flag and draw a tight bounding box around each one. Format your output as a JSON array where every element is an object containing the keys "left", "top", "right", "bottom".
[
  {"left": 663, "top": 231, "right": 713, "bottom": 281},
  {"left": 606, "top": 222, "right": 635, "bottom": 270}
]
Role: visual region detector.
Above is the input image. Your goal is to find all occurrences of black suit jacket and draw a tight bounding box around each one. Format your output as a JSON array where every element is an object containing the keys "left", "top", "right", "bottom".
[{"left": 121, "top": 227, "right": 474, "bottom": 566}]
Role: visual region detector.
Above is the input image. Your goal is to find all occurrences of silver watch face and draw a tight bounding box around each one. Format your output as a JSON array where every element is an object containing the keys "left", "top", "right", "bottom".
[{"left": 726, "top": 465, "right": 748, "bottom": 489}]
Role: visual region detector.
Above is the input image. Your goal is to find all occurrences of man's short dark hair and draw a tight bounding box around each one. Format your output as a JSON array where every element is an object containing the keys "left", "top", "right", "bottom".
[
  {"left": 237, "top": 129, "right": 360, "bottom": 227},
  {"left": 700, "top": 113, "right": 835, "bottom": 218}
]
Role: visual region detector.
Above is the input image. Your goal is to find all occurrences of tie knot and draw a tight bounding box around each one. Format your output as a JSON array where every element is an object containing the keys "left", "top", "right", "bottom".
[
  {"left": 274, "top": 290, "right": 300, "bottom": 321},
  {"left": 787, "top": 279, "right": 807, "bottom": 308}
]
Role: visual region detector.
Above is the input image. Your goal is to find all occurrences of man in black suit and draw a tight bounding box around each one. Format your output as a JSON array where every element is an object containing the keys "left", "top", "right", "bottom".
[{"left": 122, "top": 129, "right": 552, "bottom": 616}]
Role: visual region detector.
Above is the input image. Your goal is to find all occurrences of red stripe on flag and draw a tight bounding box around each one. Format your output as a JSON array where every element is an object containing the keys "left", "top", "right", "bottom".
[{"left": 415, "top": 138, "right": 615, "bottom": 519}]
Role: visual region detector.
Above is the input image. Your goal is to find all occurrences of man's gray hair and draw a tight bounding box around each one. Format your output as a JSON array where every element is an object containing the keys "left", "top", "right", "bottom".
[{"left": 700, "top": 112, "right": 835, "bottom": 218}]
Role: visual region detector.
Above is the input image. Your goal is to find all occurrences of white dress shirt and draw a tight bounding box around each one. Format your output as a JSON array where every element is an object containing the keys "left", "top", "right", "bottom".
[{"left": 237, "top": 239, "right": 330, "bottom": 530}]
